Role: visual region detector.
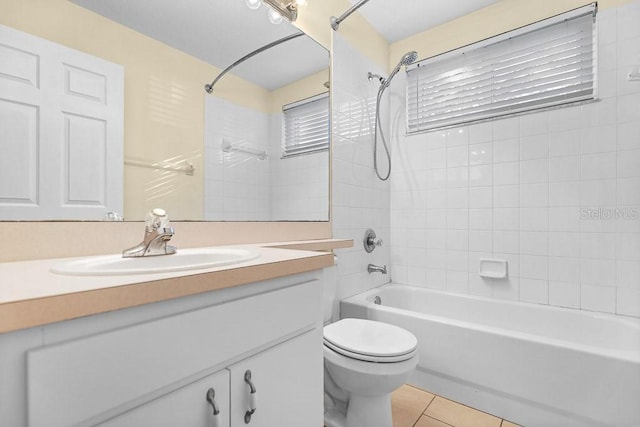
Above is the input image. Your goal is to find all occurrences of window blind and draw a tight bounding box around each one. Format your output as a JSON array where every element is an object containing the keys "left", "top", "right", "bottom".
[
  {"left": 282, "top": 92, "right": 329, "bottom": 158},
  {"left": 406, "top": 4, "right": 597, "bottom": 133}
]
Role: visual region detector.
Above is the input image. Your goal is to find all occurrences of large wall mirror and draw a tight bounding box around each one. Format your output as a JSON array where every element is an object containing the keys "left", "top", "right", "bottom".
[{"left": 0, "top": 0, "right": 329, "bottom": 222}]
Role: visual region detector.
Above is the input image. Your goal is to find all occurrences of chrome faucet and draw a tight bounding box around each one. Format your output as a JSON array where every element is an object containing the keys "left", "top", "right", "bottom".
[
  {"left": 367, "top": 264, "right": 387, "bottom": 274},
  {"left": 122, "top": 208, "right": 177, "bottom": 258}
]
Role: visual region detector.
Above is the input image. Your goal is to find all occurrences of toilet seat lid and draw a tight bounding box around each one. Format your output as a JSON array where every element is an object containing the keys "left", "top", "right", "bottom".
[{"left": 323, "top": 318, "right": 417, "bottom": 360}]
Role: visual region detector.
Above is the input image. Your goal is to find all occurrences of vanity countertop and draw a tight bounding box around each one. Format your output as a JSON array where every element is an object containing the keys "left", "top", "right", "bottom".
[{"left": 0, "top": 239, "right": 352, "bottom": 333}]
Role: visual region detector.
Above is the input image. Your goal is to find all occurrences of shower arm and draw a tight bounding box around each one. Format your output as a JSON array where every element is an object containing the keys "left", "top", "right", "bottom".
[
  {"left": 204, "top": 32, "right": 304, "bottom": 93},
  {"left": 330, "top": 0, "right": 371, "bottom": 31}
]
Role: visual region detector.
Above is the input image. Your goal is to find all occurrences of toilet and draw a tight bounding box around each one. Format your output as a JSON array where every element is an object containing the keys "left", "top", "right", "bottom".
[{"left": 322, "top": 267, "right": 418, "bottom": 427}]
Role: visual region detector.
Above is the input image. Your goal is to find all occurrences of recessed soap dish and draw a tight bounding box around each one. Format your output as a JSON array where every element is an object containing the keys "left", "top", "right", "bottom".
[{"left": 479, "top": 258, "right": 508, "bottom": 279}]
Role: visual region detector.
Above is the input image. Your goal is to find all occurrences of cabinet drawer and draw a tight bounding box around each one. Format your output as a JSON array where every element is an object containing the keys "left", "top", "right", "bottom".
[
  {"left": 27, "top": 278, "right": 321, "bottom": 426},
  {"left": 99, "top": 370, "right": 230, "bottom": 427}
]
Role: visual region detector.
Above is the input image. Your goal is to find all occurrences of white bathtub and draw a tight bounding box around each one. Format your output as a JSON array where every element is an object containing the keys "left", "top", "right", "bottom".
[{"left": 340, "top": 284, "right": 640, "bottom": 427}]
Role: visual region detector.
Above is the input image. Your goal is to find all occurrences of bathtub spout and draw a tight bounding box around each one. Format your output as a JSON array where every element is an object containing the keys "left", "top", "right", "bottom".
[{"left": 367, "top": 264, "right": 387, "bottom": 274}]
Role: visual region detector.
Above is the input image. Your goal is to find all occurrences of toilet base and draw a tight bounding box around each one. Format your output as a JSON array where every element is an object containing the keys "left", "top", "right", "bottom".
[
  {"left": 324, "top": 393, "right": 393, "bottom": 427},
  {"left": 346, "top": 393, "right": 392, "bottom": 427}
]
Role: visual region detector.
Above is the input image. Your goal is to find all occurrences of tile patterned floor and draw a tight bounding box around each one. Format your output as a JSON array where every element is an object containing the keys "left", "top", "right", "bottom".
[{"left": 391, "top": 384, "right": 520, "bottom": 427}]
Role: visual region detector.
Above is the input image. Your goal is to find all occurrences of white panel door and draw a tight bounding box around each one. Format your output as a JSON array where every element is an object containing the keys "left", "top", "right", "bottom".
[
  {"left": 0, "top": 24, "right": 123, "bottom": 220},
  {"left": 228, "top": 328, "right": 323, "bottom": 427}
]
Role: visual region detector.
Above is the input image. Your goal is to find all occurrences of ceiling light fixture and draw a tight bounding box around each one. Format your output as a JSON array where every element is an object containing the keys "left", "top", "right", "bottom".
[
  {"left": 267, "top": 8, "right": 284, "bottom": 24},
  {"left": 263, "top": 0, "right": 298, "bottom": 22},
  {"left": 245, "top": 0, "right": 262, "bottom": 10}
]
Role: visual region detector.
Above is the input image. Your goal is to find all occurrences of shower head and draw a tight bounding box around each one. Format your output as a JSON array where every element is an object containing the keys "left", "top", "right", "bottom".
[
  {"left": 400, "top": 51, "right": 418, "bottom": 66},
  {"left": 380, "top": 50, "right": 418, "bottom": 91}
]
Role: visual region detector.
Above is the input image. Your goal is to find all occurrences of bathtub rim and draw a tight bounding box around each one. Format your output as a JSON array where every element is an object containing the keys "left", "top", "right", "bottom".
[{"left": 342, "top": 283, "right": 640, "bottom": 365}]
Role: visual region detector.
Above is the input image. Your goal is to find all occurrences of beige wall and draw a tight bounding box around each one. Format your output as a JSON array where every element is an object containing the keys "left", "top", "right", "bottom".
[{"left": 390, "top": 0, "right": 636, "bottom": 68}]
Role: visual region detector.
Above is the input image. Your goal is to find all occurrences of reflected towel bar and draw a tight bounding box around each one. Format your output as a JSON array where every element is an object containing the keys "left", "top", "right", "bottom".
[
  {"left": 221, "top": 139, "right": 268, "bottom": 160},
  {"left": 124, "top": 159, "right": 195, "bottom": 176}
]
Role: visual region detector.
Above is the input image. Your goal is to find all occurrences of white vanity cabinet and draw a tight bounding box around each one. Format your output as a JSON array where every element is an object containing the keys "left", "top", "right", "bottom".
[
  {"left": 100, "top": 370, "right": 231, "bottom": 427},
  {"left": 0, "top": 271, "right": 324, "bottom": 427},
  {"left": 101, "top": 329, "right": 321, "bottom": 427}
]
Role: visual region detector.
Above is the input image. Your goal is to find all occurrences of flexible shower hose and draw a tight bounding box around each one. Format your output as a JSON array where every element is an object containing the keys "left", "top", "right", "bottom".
[{"left": 373, "top": 86, "right": 391, "bottom": 181}]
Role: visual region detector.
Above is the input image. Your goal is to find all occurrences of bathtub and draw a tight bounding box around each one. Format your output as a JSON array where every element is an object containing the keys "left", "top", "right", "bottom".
[{"left": 340, "top": 284, "right": 640, "bottom": 427}]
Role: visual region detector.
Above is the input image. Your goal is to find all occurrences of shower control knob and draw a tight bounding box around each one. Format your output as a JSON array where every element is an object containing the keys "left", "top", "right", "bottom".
[{"left": 364, "top": 229, "right": 382, "bottom": 253}]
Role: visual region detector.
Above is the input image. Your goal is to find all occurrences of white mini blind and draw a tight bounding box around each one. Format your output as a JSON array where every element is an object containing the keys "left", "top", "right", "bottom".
[
  {"left": 406, "top": 4, "right": 597, "bottom": 133},
  {"left": 282, "top": 92, "right": 329, "bottom": 158}
]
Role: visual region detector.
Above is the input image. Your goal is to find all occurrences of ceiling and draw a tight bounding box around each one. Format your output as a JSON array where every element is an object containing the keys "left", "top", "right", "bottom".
[
  {"left": 71, "top": 0, "right": 328, "bottom": 91},
  {"left": 348, "top": 0, "right": 501, "bottom": 43},
  {"left": 70, "top": 0, "right": 501, "bottom": 89}
]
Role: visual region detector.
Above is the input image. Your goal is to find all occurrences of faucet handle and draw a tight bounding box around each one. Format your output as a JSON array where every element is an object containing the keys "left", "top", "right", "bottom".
[
  {"left": 364, "top": 229, "right": 383, "bottom": 253},
  {"left": 145, "top": 208, "right": 170, "bottom": 230}
]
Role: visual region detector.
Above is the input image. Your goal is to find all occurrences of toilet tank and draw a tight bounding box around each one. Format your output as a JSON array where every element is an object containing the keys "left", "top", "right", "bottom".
[{"left": 322, "top": 264, "right": 338, "bottom": 324}]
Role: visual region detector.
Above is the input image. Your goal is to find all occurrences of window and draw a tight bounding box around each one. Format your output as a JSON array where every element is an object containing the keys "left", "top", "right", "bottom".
[
  {"left": 406, "top": 3, "right": 597, "bottom": 133},
  {"left": 282, "top": 92, "right": 329, "bottom": 158}
]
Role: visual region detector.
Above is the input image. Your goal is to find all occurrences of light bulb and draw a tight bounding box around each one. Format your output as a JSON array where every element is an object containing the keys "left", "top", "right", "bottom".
[
  {"left": 267, "top": 8, "right": 283, "bottom": 24},
  {"left": 246, "top": 0, "right": 261, "bottom": 10}
]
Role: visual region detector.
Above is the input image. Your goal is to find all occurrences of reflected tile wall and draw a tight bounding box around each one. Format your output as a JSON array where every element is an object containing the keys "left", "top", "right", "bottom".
[
  {"left": 389, "top": 3, "right": 640, "bottom": 318},
  {"left": 204, "top": 96, "right": 329, "bottom": 221}
]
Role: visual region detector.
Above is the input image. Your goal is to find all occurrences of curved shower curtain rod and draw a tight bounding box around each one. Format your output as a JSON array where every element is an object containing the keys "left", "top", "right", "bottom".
[
  {"left": 330, "top": 0, "right": 371, "bottom": 31},
  {"left": 204, "top": 31, "right": 305, "bottom": 93}
]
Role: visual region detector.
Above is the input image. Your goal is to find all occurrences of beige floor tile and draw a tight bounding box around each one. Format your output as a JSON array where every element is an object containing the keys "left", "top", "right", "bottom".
[
  {"left": 424, "top": 396, "right": 502, "bottom": 427},
  {"left": 501, "top": 421, "right": 521, "bottom": 427},
  {"left": 414, "top": 415, "right": 453, "bottom": 427},
  {"left": 391, "top": 384, "right": 436, "bottom": 427}
]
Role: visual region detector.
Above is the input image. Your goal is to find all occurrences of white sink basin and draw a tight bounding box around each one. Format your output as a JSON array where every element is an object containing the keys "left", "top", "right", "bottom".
[{"left": 51, "top": 247, "right": 261, "bottom": 276}]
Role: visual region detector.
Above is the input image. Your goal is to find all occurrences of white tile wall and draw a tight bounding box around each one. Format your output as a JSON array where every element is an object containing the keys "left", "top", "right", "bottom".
[
  {"left": 388, "top": 3, "right": 640, "bottom": 318},
  {"left": 331, "top": 33, "right": 391, "bottom": 314}
]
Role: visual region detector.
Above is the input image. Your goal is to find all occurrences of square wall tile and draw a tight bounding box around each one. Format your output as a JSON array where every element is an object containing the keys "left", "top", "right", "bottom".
[
  {"left": 549, "top": 257, "right": 580, "bottom": 283},
  {"left": 520, "top": 111, "right": 548, "bottom": 136},
  {"left": 617, "top": 287, "right": 640, "bottom": 317},
  {"left": 521, "top": 207, "right": 549, "bottom": 231},
  {"left": 549, "top": 232, "right": 581, "bottom": 257},
  {"left": 521, "top": 159, "right": 549, "bottom": 184},
  {"left": 494, "top": 231, "right": 520, "bottom": 254},
  {"left": 520, "top": 134, "right": 549, "bottom": 160},
  {"left": 470, "top": 209, "right": 493, "bottom": 230},
  {"left": 520, "top": 183, "right": 549, "bottom": 208},
  {"left": 520, "top": 278, "right": 549, "bottom": 304},
  {"left": 580, "top": 232, "right": 616, "bottom": 259},
  {"left": 469, "top": 122, "right": 493, "bottom": 144},
  {"left": 581, "top": 258, "right": 616, "bottom": 286},
  {"left": 469, "top": 143, "right": 493, "bottom": 165},
  {"left": 469, "top": 231, "right": 492, "bottom": 252},
  {"left": 581, "top": 152, "right": 617, "bottom": 180},
  {"left": 581, "top": 125, "right": 617, "bottom": 154},
  {"left": 520, "top": 254, "right": 548, "bottom": 280},
  {"left": 469, "top": 187, "right": 493, "bottom": 208},
  {"left": 494, "top": 162, "right": 520, "bottom": 185},
  {"left": 493, "top": 138, "right": 520, "bottom": 163},
  {"left": 617, "top": 261, "right": 640, "bottom": 288},
  {"left": 581, "top": 285, "right": 616, "bottom": 313},
  {"left": 549, "top": 281, "right": 581, "bottom": 308},
  {"left": 494, "top": 185, "right": 520, "bottom": 208},
  {"left": 549, "top": 129, "right": 581, "bottom": 157},
  {"left": 494, "top": 208, "right": 520, "bottom": 231},
  {"left": 549, "top": 156, "right": 581, "bottom": 182},
  {"left": 493, "top": 117, "right": 520, "bottom": 140},
  {"left": 520, "top": 231, "right": 549, "bottom": 256},
  {"left": 446, "top": 270, "right": 469, "bottom": 293},
  {"left": 469, "top": 165, "right": 493, "bottom": 187}
]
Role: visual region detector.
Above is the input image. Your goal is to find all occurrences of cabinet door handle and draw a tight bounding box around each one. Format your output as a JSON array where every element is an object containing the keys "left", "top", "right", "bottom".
[
  {"left": 206, "top": 387, "right": 221, "bottom": 427},
  {"left": 244, "top": 370, "right": 257, "bottom": 424}
]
